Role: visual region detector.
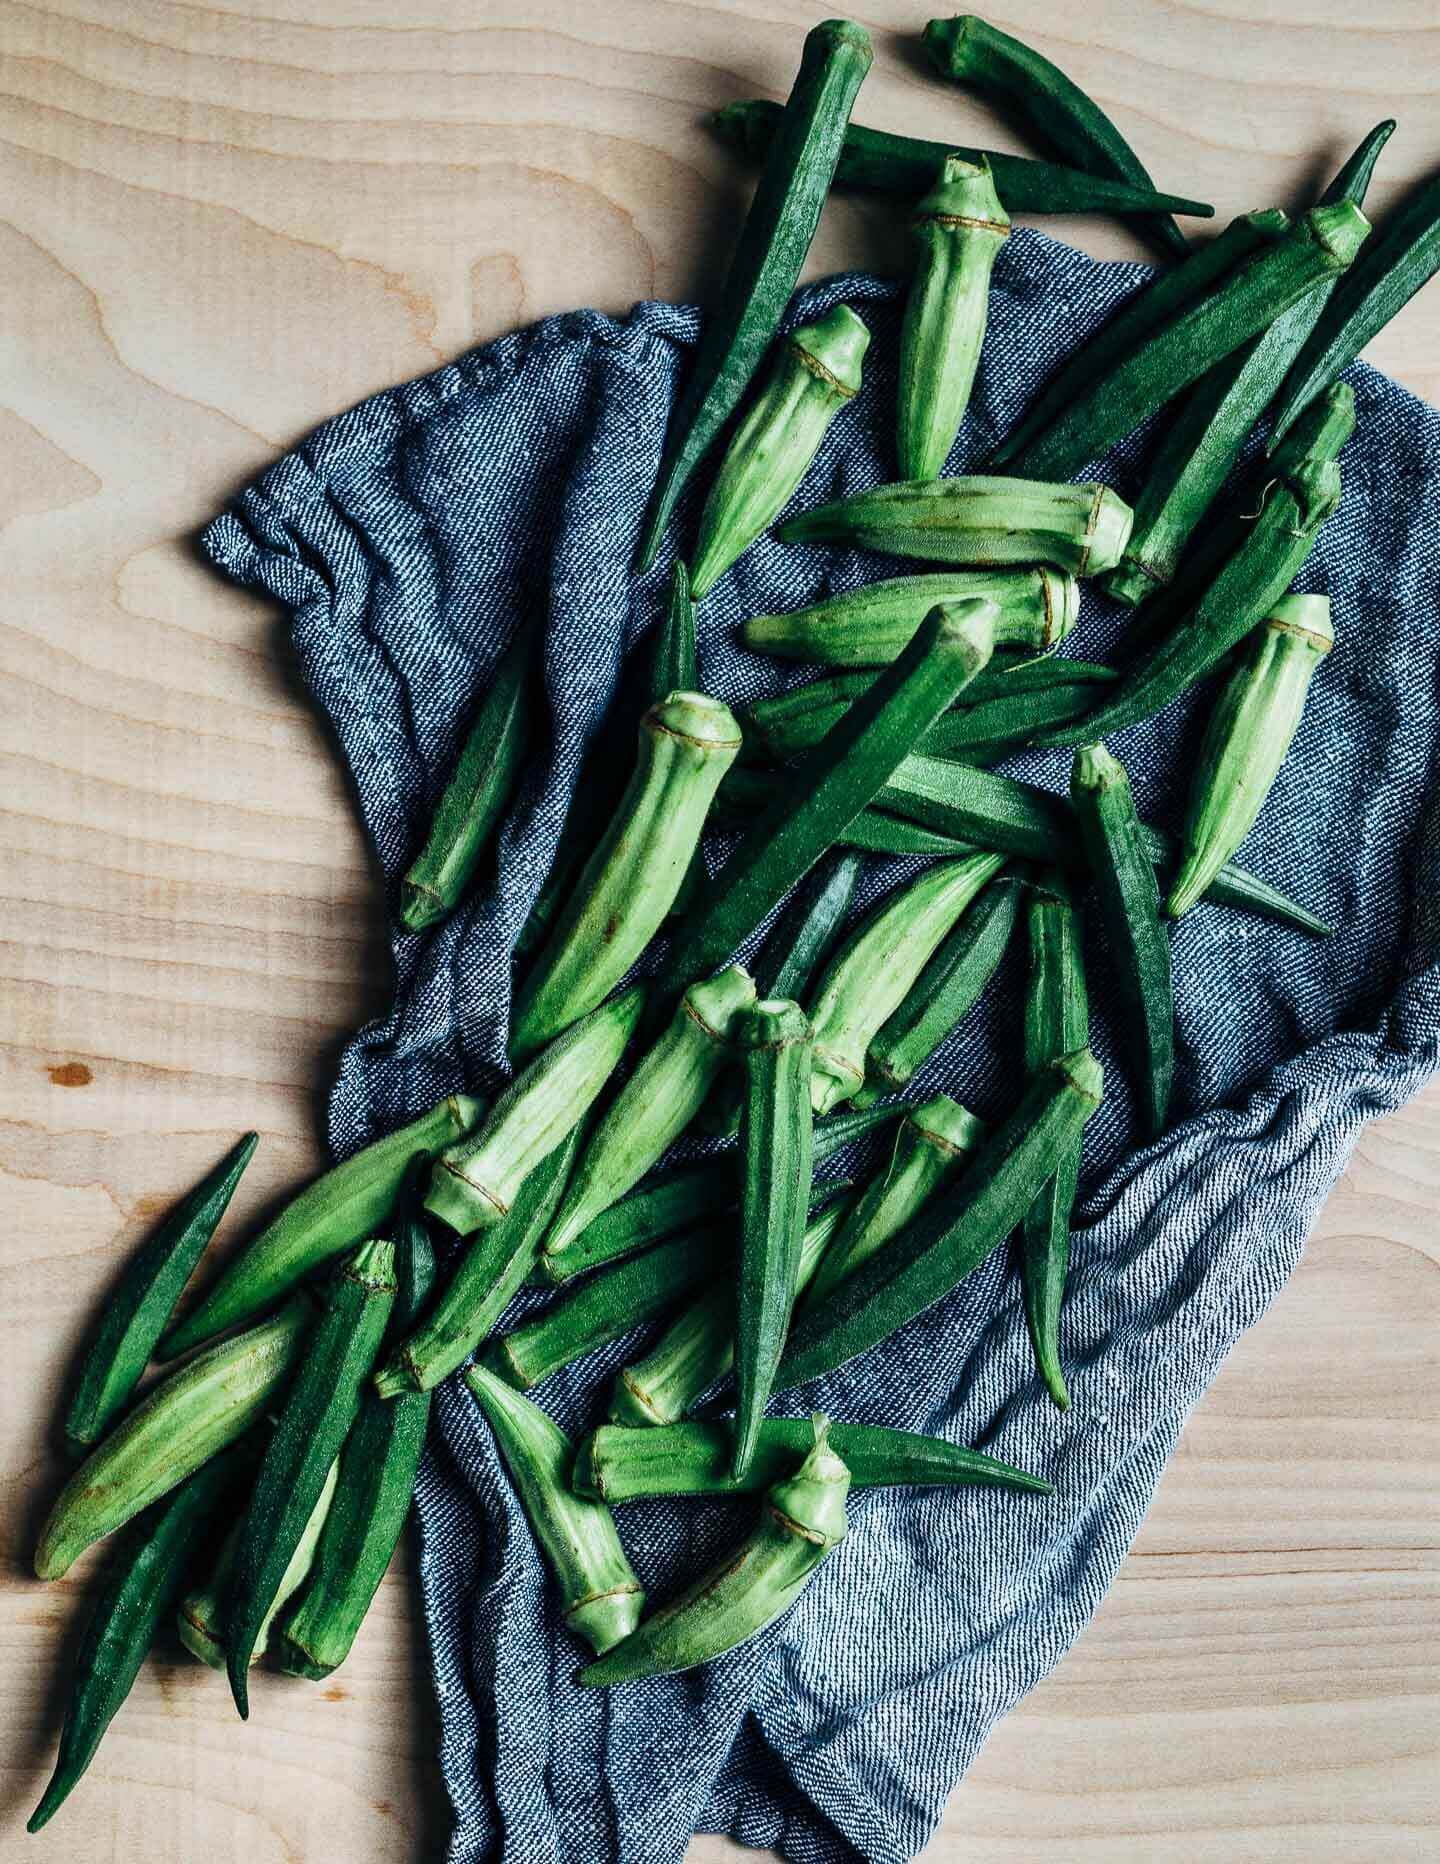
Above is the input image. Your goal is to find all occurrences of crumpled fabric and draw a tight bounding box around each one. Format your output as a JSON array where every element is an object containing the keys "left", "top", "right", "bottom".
[{"left": 202, "top": 228, "right": 1440, "bottom": 1864}]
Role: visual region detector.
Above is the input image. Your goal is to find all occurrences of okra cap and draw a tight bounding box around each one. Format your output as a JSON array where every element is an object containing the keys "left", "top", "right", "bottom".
[
  {"left": 914, "top": 152, "right": 1009, "bottom": 237},
  {"left": 908, "top": 1092, "right": 986, "bottom": 1157},
  {"left": 645, "top": 689, "right": 745, "bottom": 756},
  {"left": 789, "top": 303, "right": 871, "bottom": 397},
  {"left": 1264, "top": 592, "right": 1334, "bottom": 651}
]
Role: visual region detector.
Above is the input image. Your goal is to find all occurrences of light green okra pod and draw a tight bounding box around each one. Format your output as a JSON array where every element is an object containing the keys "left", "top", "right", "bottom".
[
  {"left": 579, "top": 1414, "right": 850, "bottom": 1684},
  {"left": 1168, "top": 594, "right": 1334, "bottom": 919},
  {"left": 804, "top": 1095, "right": 983, "bottom": 1308},
  {"left": 898, "top": 154, "right": 1009, "bottom": 480},
  {"left": 608, "top": 1198, "right": 852, "bottom": 1428},
  {"left": 512, "top": 695, "right": 740, "bottom": 1057},
  {"left": 540, "top": 966, "right": 757, "bottom": 1274},
  {"left": 427, "top": 985, "right": 644, "bottom": 1236},
  {"left": 807, "top": 854, "right": 1006, "bottom": 1113},
  {"left": 466, "top": 1363, "right": 644, "bottom": 1655},
  {"left": 691, "top": 304, "right": 870, "bottom": 600},
  {"left": 741, "top": 566, "right": 1078, "bottom": 664}
]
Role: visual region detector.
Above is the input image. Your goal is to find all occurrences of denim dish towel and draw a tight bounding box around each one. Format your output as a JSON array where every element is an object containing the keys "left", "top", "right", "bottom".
[{"left": 203, "top": 228, "right": 1440, "bottom": 1864}]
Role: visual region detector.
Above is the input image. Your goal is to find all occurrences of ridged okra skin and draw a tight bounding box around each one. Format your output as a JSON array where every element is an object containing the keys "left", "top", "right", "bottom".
[{"left": 511, "top": 695, "right": 740, "bottom": 1057}]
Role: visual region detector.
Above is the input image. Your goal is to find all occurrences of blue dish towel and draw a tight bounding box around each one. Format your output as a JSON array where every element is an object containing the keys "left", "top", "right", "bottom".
[{"left": 203, "top": 229, "right": 1440, "bottom": 1864}]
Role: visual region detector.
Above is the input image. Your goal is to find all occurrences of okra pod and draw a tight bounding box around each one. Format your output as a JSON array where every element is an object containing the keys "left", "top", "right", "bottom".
[
  {"left": 776, "top": 1050, "right": 1102, "bottom": 1389},
  {"left": 740, "top": 567, "right": 1078, "bottom": 665},
  {"left": 866, "top": 874, "right": 1024, "bottom": 1093},
  {"left": 35, "top": 1297, "right": 312, "bottom": 1580},
  {"left": 28, "top": 1446, "right": 249, "bottom": 1831},
  {"left": 691, "top": 303, "right": 870, "bottom": 599},
  {"left": 923, "top": 15, "right": 1190, "bottom": 257},
  {"left": 653, "top": 558, "right": 698, "bottom": 695},
  {"left": 808, "top": 855, "right": 1006, "bottom": 1113},
  {"left": 427, "top": 985, "right": 644, "bottom": 1236},
  {"left": 897, "top": 155, "right": 1009, "bottom": 480},
  {"left": 399, "top": 623, "right": 534, "bottom": 932},
  {"left": 539, "top": 967, "right": 757, "bottom": 1275},
  {"left": 1168, "top": 594, "right": 1334, "bottom": 919},
  {"left": 65, "top": 1131, "right": 257, "bottom": 1450},
  {"left": 656, "top": 599, "right": 997, "bottom": 1006},
  {"left": 779, "top": 476, "right": 1133, "bottom": 577},
  {"left": 635, "top": 19, "right": 874, "bottom": 570},
  {"left": 805, "top": 1095, "right": 983, "bottom": 1307},
  {"left": 466, "top": 1364, "right": 644, "bottom": 1655},
  {"left": 580, "top": 1415, "right": 849, "bottom": 1684},
  {"left": 226, "top": 1240, "right": 397, "bottom": 1716},
  {"left": 575, "top": 1416, "right": 1051, "bottom": 1504},
  {"left": 709, "top": 98, "right": 1216, "bottom": 221},
  {"left": 1020, "top": 869, "right": 1089, "bottom": 1409},
  {"left": 161, "top": 1093, "right": 483, "bottom": 1358}
]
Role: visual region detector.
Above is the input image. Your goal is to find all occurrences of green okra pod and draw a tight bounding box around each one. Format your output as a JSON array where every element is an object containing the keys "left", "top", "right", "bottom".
[
  {"left": 399, "top": 624, "right": 534, "bottom": 932},
  {"left": 65, "top": 1131, "right": 257, "bottom": 1450},
  {"left": 35, "top": 1298, "right": 312, "bottom": 1580},
  {"left": 1019, "top": 869, "right": 1089, "bottom": 1410},
  {"left": 575, "top": 1416, "right": 1051, "bottom": 1504},
  {"left": 808, "top": 855, "right": 1006, "bottom": 1113},
  {"left": 376, "top": 1121, "right": 586, "bottom": 1396},
  {"left": 653, "top": 558, "right": 698, "bottom": 694},
  {"left": 466, "top": 1364, "right": 644, "bottom": 1655},
  {"left": 1048, "top": 385, "right": 1353, "bottom": 746},
  {"left": 161, "top": 1093, "right": 483, "bottom": 1358},
  {"left": 733, "top": 998, "right": 815, "bottom": 1477},
  {"left": 427, "top": 984, "right": 644, "bottom": 1236},
  {"left": 1003, "top": 203, "right": 1368, "bottom": 482},
  {"left": 776, "top": 1049, "right": 1103, "bottom": 1389},
  {"left": 225, "top": 1240, "right": 397, "bottom": 1717},
  {"left": 779, "top": 476, "right": 1133, "bottom": 578},
  {"left": 741, "top": 566, "right": 1077, "bottom": 665},
  {"left": 609, "top": 1198, "right": 851, "bottom": 1428},
  {"left": 539, "top": 967, "right": 757, "bottom": 1276},
  {"left": 866, "top": 874, "right": 1024, "bottom": 1094},
  {"left": 654, "top": 598, "right": 997, "bottom": 1006},
  {"left": 709, "top": 98, "right": 1215, "bottom": 221},
  {"left": 1071, "top": 744, "right": 1174, "bottom": 1139},
  {"left": 635, "top": 19, "right": 873, "bottom": 571},
  {"left": 691, "top": 304, "right": 870, "bottom": 599},
  {"left": 512, "top": 695, "right": 739, "bottom": 1056},
  {"left": 897, "top": 155, "right": 1009, "bottom": 480},
  {"left": 804, "top": 1095, "right": 983, "bottom": 1307},
  {"left": 923, "top": 15, "right": 1191, "bottom": 257},
  {"left": 28, "top": 1446, "right": 250, "bottom": 1832},
  {"left": 581, "top": 1415, "right": 849, "bottom": 1684},
  {"left": 1168, "top": 594, "right": 1334, "bottom": 920}
]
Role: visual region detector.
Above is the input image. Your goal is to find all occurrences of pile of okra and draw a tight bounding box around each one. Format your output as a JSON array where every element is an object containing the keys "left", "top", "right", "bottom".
[{"left": 31, "top": 11, "right": 1440, "bottom": 1832}]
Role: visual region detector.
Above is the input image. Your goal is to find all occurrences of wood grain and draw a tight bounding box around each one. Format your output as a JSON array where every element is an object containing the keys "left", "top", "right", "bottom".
[{"left": 2, "top": 2, "right": 1436, "bottom": 1858}]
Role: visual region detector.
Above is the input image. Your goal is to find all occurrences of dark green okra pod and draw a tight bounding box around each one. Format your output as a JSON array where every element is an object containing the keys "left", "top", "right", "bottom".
[
  {"left": 897, "top": 155, "right": 1009, "bottom": 480},
  {"left": 512, "top": 695, "right": 739, "bottom": 1056},
  {"left": 1019, "top": 869, "right": 1089, "bottom": 1410},
  {"left": 65, "top": 1131, "right": 257, "bottom": 1450},
  {"left": 1071, "top": 744, "right": 1173, "bottom": 1139},
  {"left": 709, "top": 98, "right": 1215, "bottom": 221},
  {"left": 635, "top": 19, "right": 873, "bottom": 570},
  {"left": 866, "top": 873, "right": 1024, "bottom": 1094},
  {"left": 741, "top": 566, "right": 1077, "bottom": 665},
  {"left": 399, "top": 624, "right": 534, "bottom": 932},
  {"left": 575, "top": 1416, "right": 1051, "bottom": 1504},
  {"left": 28, "top": 1446, "right": 249, "bottom": 1832},
  {"left": 779, "top": 477, "right": 1133, "bottom": 577},
  {"left": 776, "top": 1050, "right": 1102, "bottom": 1389},
  {"left": 226, "top": 1239, "right": 397, "bottom": 1717},
  {"left": 922, "top": 15, "right": 1191, "bottom": 257},
  {"left": 1168, "top": 594, "right": 1334, "bottom": 919},
  {"left": 654, "top": 558, "right": 698, "bottom": 693},
  {"left": 579, "top": 1415, "right": 850, "bottom": 1684},
  {"left": 427, "top": 984, "right": 644, "bottom": 1235},
  {"left": 161, "top": 1092, "right": 483, "bottom": 1358},
  {"left": 733, "top": 999, "right": 815, "bottom": 1477},
  {"left": 466, "top": 1364, "right": 644, "bottom": 1655},
  {"left": 691, "top": 304, "right": 870, "bottom": 599}
]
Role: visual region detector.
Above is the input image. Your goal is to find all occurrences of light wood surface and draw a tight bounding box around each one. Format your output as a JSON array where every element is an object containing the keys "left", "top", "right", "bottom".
[{"left": 3, "top": 2, "right": 1437, "bottom": 1859}]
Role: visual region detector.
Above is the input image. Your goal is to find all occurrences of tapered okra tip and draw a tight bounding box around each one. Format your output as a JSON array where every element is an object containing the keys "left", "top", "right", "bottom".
[{"left": 791, "top": 303, "right": 871, "bottom": 396}]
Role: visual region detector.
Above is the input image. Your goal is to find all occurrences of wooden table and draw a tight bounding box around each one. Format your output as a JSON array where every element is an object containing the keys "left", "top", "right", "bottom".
[{"left": 4, "top": 3, "right": 1437, "bottom": 1858}]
